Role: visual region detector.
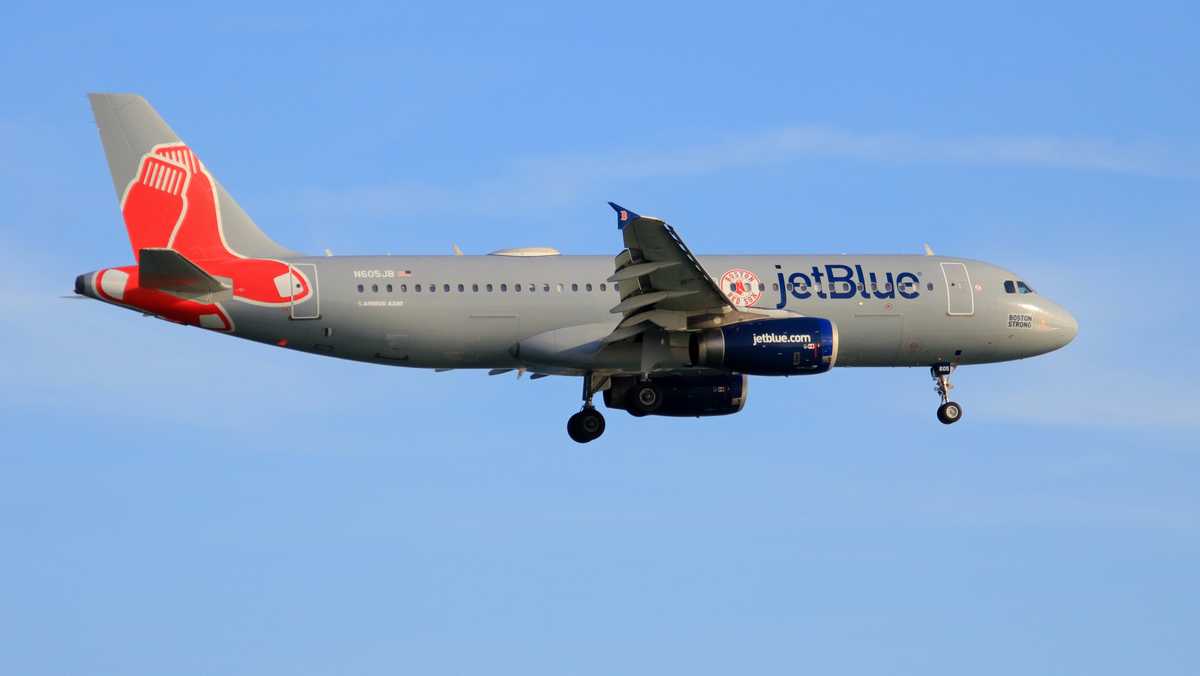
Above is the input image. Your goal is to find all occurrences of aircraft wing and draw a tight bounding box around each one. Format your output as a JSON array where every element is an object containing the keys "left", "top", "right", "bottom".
[{"left": 602, "top": 203, "right": 760, "bottom": 343}]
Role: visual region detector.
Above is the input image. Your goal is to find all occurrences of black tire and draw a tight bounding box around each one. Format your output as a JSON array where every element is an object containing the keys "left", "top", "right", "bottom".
[
  {"left": 568, "top": 409, "right": 605, "bottom": 443},
  {"left": 629, "top": 383, "right": 663, "bottom": 415},
  {"left": 937, "top": 401, "right": 963, "bottom": 425},
  {"left": 567, "top": 412, "right": 588, "bottom": 443},
  {"left": 577, "top": 408, "right": 606, "bottom": 440}
]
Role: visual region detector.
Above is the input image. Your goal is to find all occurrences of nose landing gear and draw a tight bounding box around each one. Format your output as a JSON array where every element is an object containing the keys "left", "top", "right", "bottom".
[
  {"left": 931, "top": 364, "right": 963, "bottom": 425},
  {"left": 567, "top": 371, "right": 607, "bottom": 443}
]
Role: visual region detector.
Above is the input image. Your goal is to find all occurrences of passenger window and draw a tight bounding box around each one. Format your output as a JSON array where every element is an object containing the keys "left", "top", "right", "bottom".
[
  {"left": 415, "top": 284, "right": 422, "bottom": 292},
  {"left": 572, "top": 283, "right": 579, "bottom": 292},
  {"left": 400, "top": 284, "right": 407, "bottom": 292},
  {"left": 371, "top": 284, "right": 379, "bottom": 293},
  {"left": 586, "top": 283, "right": 593, "bottom": 292},
  {"left": 386, "top": 284, "right": 393, "bottom": 293},
  {"left": 356, "top": 284, "right": 364, "bottom": 293},
  {"left": 486, "top": 283, "right": 493, "bottom": 292},
  {"left": 544, "top": 283, "right": 551, "bottom": 292},
  {"left": 926, "top": 283, "right": 933, "bottom": 291},
  {"left": 773, "top": 283, "right": 779, "bottom": 291},
  {"left": 556, "top": 283, "right": 563, "bottom": 292},
  {"left": 613, "top": 282, "right": 620, "bottom": 291},
  {"left": 529, "top": 283, "right": 536, "bottom": 293},
  {"left": 1004, "top": 280, "right": 1016, "bottom": 294},
  {"left": 430, "top": 284, "right": 436, "bottom": 293},
  {"left": 500, "top": 283, "right": 508, "bottom": 292},
  {"left": 472, "top": 283, "right": 479, "bottom": 292},
  {"left": 515, "top": 283, "right": 522, "bottom": 292},
  {"left": 457, "top": 283, "right": 464, "bottom": 292},
  {"left": 600, "top": 283, "right": 606, "bottom": 292}
]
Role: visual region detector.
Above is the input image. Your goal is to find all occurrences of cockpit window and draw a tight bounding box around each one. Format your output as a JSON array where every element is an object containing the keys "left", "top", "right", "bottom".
[
  {"left": 1016, "top": 281, "right": 1034, "bottom": 294},
  {"left": 1004, "top": 280, "right": 1016, "bottom": 294}
]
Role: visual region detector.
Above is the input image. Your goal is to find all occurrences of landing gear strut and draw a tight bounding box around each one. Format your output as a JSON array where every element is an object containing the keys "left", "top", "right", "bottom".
[
  {"left": 931, "top": 364, "right": 964, "bottom": 425},
  {"left": 567, "top": 371, "right": 606, "bottom": 443}
]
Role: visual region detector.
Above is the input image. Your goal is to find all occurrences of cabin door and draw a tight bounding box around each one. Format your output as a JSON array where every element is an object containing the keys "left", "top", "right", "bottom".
[
  {"left": 940, "top": 262, "right": 974, "bottom": 316},
  {"left": 290, "top": 263, "right": 320, "bottom": 319}
]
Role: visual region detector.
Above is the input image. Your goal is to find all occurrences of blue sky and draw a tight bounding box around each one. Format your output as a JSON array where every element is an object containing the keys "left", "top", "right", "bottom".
[{"left": 2, "top": 1, "right": 1198, "bottom": 674}]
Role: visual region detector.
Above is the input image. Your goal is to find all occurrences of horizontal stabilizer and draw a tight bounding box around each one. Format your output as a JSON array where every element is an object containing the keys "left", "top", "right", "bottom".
[{"left": 138, "top": 248, "right": 229, "bottom": 297}]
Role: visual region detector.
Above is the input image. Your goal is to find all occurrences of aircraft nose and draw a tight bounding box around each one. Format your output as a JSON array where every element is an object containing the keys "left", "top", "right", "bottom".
[{"left": 1046, "top": 303, "right": 1078, "bottom": 350}]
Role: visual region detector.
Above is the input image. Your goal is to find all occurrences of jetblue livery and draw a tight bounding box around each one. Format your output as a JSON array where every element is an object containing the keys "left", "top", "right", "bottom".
[
  {"left": 74, "top": 94, "right": 1078, "bottom": 442},
  {"left": 773, "top": 265, "right": 922, "bottom": 305}
]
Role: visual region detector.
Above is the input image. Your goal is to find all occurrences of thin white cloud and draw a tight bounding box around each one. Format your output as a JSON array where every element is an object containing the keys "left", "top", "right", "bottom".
[{"left": 281, "top": 125, "right": 1197, "bottom": 221}]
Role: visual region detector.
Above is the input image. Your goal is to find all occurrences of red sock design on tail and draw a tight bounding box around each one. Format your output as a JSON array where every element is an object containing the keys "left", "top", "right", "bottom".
[
  {"left": 153, "top": 146, "right": 229, "bottom": 262},
  {"left": 120, "top": 156, "right": 189, "bottom": 261},
  {"left": 119, "top": 143, "right": 311, "bottom": 307}
]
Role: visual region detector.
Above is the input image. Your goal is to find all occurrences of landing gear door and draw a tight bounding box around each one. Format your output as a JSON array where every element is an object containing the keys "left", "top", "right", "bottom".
[
  {"left": 940, "top": 262, "right": 974, "bottom": 316},
  {"left": 290, "top": 263, "right": 320, "bottom": 319}
]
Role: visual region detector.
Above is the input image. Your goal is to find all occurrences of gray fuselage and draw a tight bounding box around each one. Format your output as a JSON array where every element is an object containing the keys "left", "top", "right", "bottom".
[{"left": 195, "top": 253, "right": 1077, "bottom": 374}]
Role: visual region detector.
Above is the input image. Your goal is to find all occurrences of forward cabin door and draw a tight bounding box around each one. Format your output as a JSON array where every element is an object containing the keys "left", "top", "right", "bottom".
[
  {"left": 290, "top": 263, "right": 320, "bottom": 319},
  {"left": 940, "top": 262, "right": 974, "bottom": 316}
]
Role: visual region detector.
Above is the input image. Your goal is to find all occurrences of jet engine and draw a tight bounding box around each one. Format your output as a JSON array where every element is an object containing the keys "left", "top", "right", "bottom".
[
  {"left": 604, "top": 373, "right": 748, "bottom": 417},
  {"left": 689, "top": 317, "right": 837, "bottom": 376}
]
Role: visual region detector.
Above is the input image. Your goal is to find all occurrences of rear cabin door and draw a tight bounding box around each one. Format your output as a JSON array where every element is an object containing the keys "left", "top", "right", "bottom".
[
  {"left": 290, "top": 263, "right": 320, "bottom": 319},
  {"left": 940, "top": 262, "right": 974, "bottom": 316}
]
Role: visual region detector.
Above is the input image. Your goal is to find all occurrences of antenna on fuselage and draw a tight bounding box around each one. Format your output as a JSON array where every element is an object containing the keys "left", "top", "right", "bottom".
[
  {"left": 923, "top": 243, "right": 935, "bottom": 256},
  {"left": 453, "top": 244, "right": 464, "bottom": 255}
]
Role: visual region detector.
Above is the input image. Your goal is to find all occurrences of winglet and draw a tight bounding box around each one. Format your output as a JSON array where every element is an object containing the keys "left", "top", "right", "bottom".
[{"left": 608, "top": 202, "right": 640, "bottom": 230}]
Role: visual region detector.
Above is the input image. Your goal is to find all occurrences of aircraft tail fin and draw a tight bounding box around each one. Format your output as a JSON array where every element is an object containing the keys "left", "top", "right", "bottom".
[{"left": 88, "top": 93, "right": 296, "bottom": 263}]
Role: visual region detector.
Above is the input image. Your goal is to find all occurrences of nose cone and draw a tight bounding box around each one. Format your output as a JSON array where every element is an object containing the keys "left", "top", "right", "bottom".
[{"left": 1042, "top": 301, "right": 1078, "bottom": 351}]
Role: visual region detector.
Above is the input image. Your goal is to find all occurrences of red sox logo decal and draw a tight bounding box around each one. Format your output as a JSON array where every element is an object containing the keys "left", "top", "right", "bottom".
[
  {"left": 720, "top": 268, "right": 763, "bottom": 307},
  {"left": 103, "top": 143, "right": 313, "bottom": 331}
]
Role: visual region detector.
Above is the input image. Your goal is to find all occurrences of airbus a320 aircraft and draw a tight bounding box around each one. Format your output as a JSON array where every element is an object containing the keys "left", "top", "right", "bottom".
[{"left": 75, "top": 94, "right": 1078, "bottom": 442}]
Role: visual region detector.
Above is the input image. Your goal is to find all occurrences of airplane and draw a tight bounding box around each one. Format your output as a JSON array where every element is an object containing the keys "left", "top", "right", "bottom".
[{"left": 74, "top": 94, "right": 1078, "bottom": 443}]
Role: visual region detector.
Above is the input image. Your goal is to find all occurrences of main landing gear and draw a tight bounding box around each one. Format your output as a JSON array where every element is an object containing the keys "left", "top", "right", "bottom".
[
  {"left": 567, "top": 371, "right": 606, "bottom": 443},
  {"left": 931, "top": 364, "right": 964, "bottom": 425}
]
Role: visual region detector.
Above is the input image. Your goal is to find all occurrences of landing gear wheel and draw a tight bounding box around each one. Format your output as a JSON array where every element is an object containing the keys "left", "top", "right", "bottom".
[
  {"left": 937, "top": 401, "right": 963, "bottom": 425},
  {"left": 930, "top": 364, "right": 964, "bottom": 426},
  {"left": 567, "top": 408, "right": 606, "bottom": 443},
  {"left": 629, "top": 383, "right": 663, "bottom": 415}
]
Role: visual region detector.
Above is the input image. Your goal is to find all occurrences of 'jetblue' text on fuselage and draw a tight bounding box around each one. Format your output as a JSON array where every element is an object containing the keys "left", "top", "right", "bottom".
[{"left": 773, "top": 264, "right": 921, "bottom": 309}]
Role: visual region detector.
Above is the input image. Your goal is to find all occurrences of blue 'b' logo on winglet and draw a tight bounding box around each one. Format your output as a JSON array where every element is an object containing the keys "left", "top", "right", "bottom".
[{"left": 608, "top": 202, "right": 641, "bottom": 229}]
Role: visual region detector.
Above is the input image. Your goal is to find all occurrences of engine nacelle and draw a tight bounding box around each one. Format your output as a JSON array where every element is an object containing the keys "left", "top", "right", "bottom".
[
  {"left": 690, "top": 317, "right": 838, "bottom": 376},
  {"left": 603, "top": 373, "right": 748, "bottom": 417}
]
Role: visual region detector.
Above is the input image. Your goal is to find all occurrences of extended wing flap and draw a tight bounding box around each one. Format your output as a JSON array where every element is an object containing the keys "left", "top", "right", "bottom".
[
  {"left": 609, "top": 289, "right": 698, "bottom": 315},
  {"left": 599, "top": 203, "right": 775, "bottom": 348}
]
